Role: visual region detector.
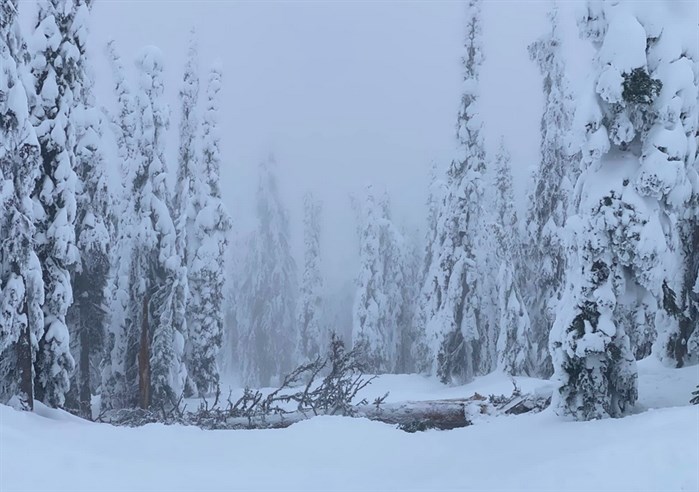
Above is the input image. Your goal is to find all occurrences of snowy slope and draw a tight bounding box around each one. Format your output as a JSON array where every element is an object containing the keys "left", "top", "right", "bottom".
[{"left": 1, "top": 363, "right": 697, "bottom": 492}]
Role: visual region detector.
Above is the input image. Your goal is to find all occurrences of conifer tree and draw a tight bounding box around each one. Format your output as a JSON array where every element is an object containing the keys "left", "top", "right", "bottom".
[
  {"left": 297, "top": 192, "right": 324, "bottom": 362},
  {"left": 414, "top": 0, "right": 494, "bottom": 384},
  {"left": 238, "top": 157, "right": 297, "bottom": 386},
  {"left": 172, "top": 32, "right": 199, "bottom": 395},
  {"left": 187, "top": 63, "right": 231, "bottom": 395},
  {"left": 523, "top": 6, "right": 578, "bottom": 377},
  {"left": 101, "top": 40, "right": 137, "bottom": 409},
  {"left": 29, "top": 0, "right": 83, "bottom": 408},
  {"left": 60, "top": 0, "right": 112, "bottom": 418},
  {"left": 352, "top": 188, "right": 387, "bottom": 372},
  {"left": 0, "top": 0, "right": 44, "bottom": 410},
  {"left": 396, "top": 228, "right": 422, "bottom": 374},
  {"left": 352, "top": 188, "right": 411, "bottom": 373},
  {"left": 411, "top": 164, "right": 446, "bottom": 373},
  {"left": 104, "top": 47, "right": 186, "bottom": 409},
  {"left": 552, "top": 1, "right": 698, "bottom": 419},
  {"left": 377, "top": 193, "right": 407, "bottom": 370},
  {"left": 492, "top": 142, "right": 532, "bottom": 376}
]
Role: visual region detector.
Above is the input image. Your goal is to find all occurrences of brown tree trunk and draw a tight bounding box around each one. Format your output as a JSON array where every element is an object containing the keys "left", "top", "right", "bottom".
[{"left": 138, "top": 294, "right": 150, "bottom": 409}]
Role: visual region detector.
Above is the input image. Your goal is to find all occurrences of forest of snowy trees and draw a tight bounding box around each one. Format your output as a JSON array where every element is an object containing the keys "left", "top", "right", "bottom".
[{"left": 0, "top": 0, "right": 697, "bottom": 427}]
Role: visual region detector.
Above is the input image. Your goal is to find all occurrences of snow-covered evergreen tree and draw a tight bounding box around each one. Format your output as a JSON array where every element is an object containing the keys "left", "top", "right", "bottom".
[
  {"left": 414, "top": 0, "right": 495, "bottom": 384},
  {"left": 551, "top": 1, "right": 698, "bottom": 419},
  {"left": 103, "top": 47, "right": 186, "bottom": 409},
  {"left": 238, "top": 156, "right": 297, "bottom": 387},
  {"left": 297, "top": 192, "right": 324, "bottom": 362},
  {"left": 395, "top": 227, "right": 421, "bottom": 374},
  {"left": 138, "top": 47, "right": 188, "bottom": 409},
  {"left": 492, "top": 142, "right": 532, "bottom": 376},
  {"left": 663, "top": 17, "right": 699, "bottom": 368},
  {"left": 101, "top": 40, "right": 137, "bottom": 410},
  {"left": 187, "top": 63, "right": 231, "bottom": 396},
  {"left": 352, "top": 188, "right": 387, "bottom": 372},
  {"left": 29, "top": 0, "right": 83, "bottom": 408},
  {"left": 352, "top": 188, "right": 412, "bottom": 374},
  {"left": 0, "top": 0, "right": 45, "bottom": 410},
  {"left": 411, "top": 164, "right": 446, "bottom": 373},
  {"left": 377, "top": 193, "right": 407, "bottom": 371},
  {"left": 172, "top": 32, "right": 198, "bottom": 395},
  {"left": 523, "top": 5, "right": 578, "bottom": 377},
  {"left": 61, "top": 0, "right": 112, "bottom": 418}
]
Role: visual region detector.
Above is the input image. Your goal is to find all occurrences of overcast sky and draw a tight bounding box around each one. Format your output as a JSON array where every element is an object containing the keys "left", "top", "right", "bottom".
[{"left": 87, "top": 0, "right": 593, "bottom": 287}]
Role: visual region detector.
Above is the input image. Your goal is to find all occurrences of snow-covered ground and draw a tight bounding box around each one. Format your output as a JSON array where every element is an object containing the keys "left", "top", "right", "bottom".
[{"left": 1, "top": 360, "right": 697, "bottom": 492}]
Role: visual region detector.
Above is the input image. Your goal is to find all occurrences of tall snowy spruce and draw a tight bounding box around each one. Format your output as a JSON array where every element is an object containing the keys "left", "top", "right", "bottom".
[
  {"left": 662, "top": 20, "right": 699, "bottom": 368},
  {"left": 297, "top": 192, "right": 324, "bottom": 362},
  {"left": 173, "top": 33, "right": 198, "bottom": 395},
  {"left": 378, "top": 194, "right": 415, "bottom": 373},
  {"left": 414, "top": 0, "right": 495, "bottom": 384},
  {"left": 353, "top": 189, "right": 388, "bottom": 373},
  {"left": 395, "top": 227, "right": 421, "bottom": 374},
  {"left": 187, "top": 63, "right": 231, "bottom": 396},
  {"left": 103, "top": 47, "right": 186, "bottom": 410},
  {"left": 492, "top": 142, "right": 533, "bottom": 376},
  {"left": 63, "top": 0, "right": 112, "bottom": 418},
  {"left": 352, "top": 188, "right": 412, "bottom": 373},
  {"left": 411, "top": 164, "right": 446, "bottom": 373},
  {"left": 0, "top": 0, "right": 44, "bottom": 410},
  {"left": 29, "top": 0, "right": 83, "bottom": 408},
  {"left": 101, "top": 40, "right": 136, "bottom": 409},
  {"left": 238, "top": 157, "right": 297, "bottom": 387},
  {"left": 551, "top": 1, "right": 698, "bottom": 420},
  {"left": 523, "top": 6, "right": 578, "bottom": 377}
]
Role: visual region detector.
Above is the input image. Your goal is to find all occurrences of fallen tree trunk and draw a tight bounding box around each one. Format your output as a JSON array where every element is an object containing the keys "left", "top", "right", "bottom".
[
  {"left": 217, "top": 399, "right": 471, "bottom": 431},
  {"left": 214, "top": 391, "right": 552, "bottom": 431},
  {"left": 106, "top": 389, "right": 551, "bottom": 432},
  {"left": 358, "top": 399, "right": 470, "bottom": 431}
]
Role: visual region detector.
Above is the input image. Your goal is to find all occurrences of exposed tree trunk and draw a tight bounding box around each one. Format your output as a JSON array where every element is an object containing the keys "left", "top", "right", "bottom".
[
  {"left": 17, "top": 318, "right": 33, "bottom": 411},
  {"left": 138, "top": 294, "right": 151, "bottom": 409},
  {"left": 78, "top": 316, "right": 91, "bottom": 419}
]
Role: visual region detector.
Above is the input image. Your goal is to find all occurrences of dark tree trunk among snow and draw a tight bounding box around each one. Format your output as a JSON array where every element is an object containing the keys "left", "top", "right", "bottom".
[
  {"left": 138, "top": 295, "right": 151, "bottom": 410},
  {"left": 78, "top": 322, "right": 91, "bottom": 418},
  {"left": 18, "top": 323, "right": 34, "bottom": 411}
]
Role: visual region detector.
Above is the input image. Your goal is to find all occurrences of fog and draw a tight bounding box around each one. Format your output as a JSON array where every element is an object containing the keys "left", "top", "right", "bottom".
[{"left": 89, "top": 0, "right": 592, "bottom": 288}]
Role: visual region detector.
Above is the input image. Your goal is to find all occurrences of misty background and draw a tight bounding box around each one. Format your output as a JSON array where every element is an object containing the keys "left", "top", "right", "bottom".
[{"left": 87, "top": 1, "right": 593, "bottom": 290}]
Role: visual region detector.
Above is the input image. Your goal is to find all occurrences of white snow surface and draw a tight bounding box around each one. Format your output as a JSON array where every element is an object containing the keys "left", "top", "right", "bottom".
[{"left": 1, "top": 360, "right": 697, "bottom": 492}]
